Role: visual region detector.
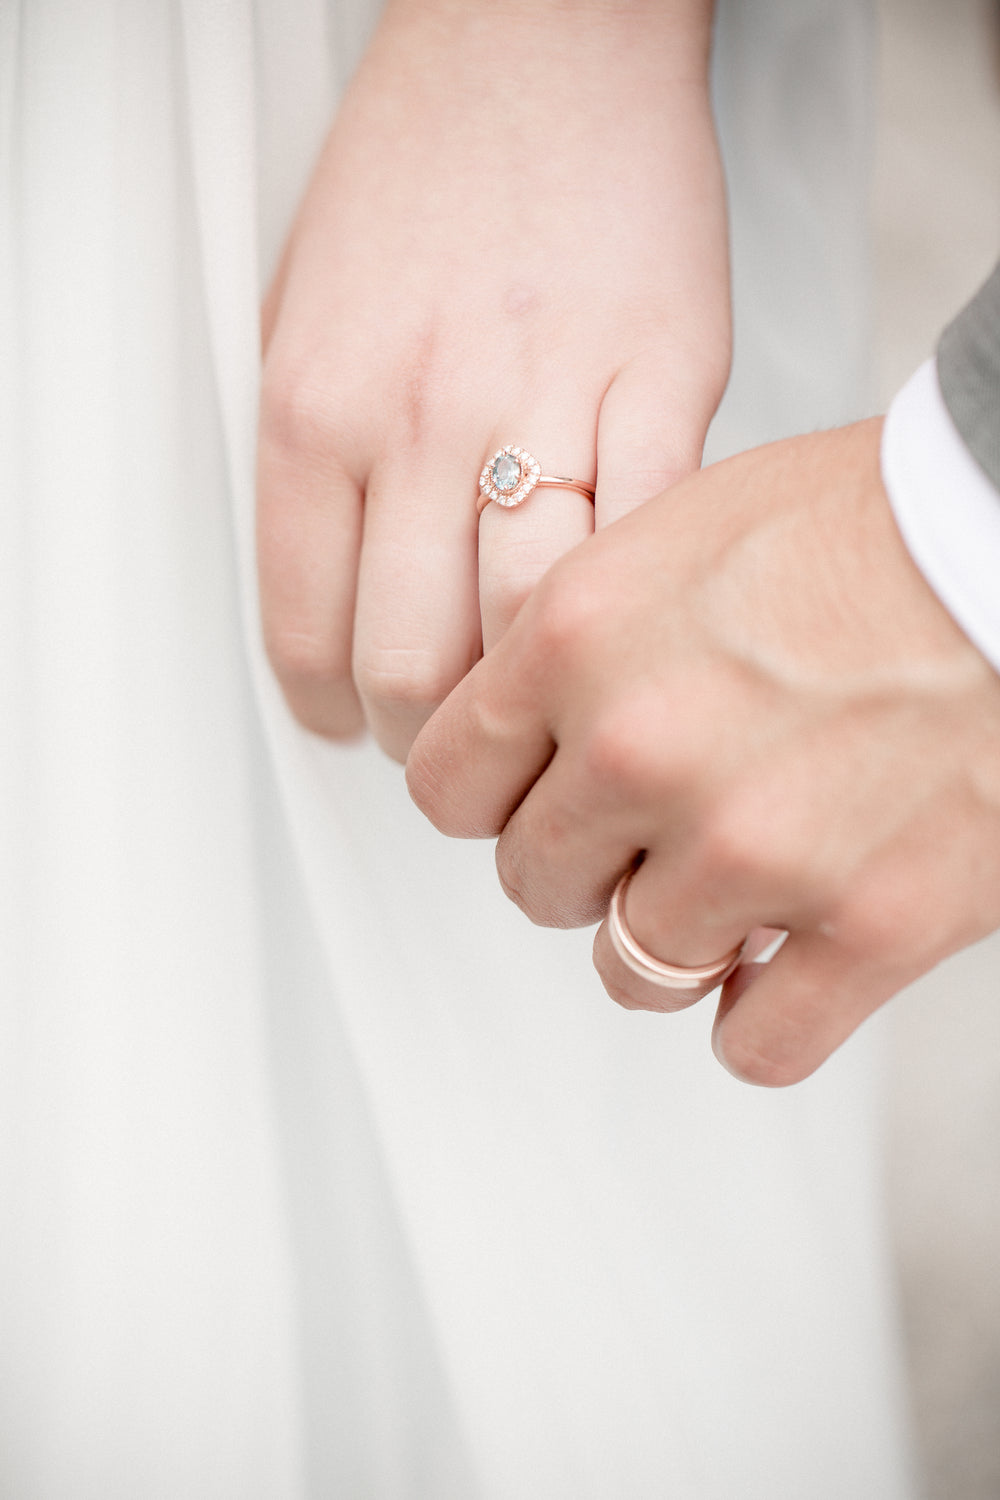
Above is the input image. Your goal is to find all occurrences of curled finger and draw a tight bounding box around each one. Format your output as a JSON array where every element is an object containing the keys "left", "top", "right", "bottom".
[
  {"left": 354, "top": 448, "right": 482, "bottom": 762},
  {"left": 477, "top": 416, "right": 597, "bottom": 652}
]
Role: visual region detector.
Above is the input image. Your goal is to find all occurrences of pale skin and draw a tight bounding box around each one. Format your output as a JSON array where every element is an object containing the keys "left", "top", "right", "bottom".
[
  {"left": 406, "top": 421, "right": 1000, "bottom": 1086},
  {"left": 258, "top": 1, "right": 1000, "bottom": 1085},
  {"left": 257, "top": 0, "right": 728, "bottom": 761}
]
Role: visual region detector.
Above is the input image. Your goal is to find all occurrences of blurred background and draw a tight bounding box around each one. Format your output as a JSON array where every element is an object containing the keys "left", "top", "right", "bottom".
[{"left": 875, "top": 2, "right": 1000, "bottom": 1494}]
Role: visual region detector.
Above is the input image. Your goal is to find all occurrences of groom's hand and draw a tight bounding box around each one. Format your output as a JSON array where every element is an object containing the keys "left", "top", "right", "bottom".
[{"left": 408, "top": 420, "right": 1000, "bottom": 1085}]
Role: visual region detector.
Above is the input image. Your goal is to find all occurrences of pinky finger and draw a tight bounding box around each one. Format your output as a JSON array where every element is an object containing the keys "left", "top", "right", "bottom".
[{"left": 595, "top": 350, "right": 728, "bottom": 528}]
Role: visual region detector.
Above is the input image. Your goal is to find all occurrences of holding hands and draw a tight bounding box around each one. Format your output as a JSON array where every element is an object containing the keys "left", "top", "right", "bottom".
[
  {"left": 408, "top": 423, "right": 1000, "bottom": 1084},
  {"left": 257, "top": 0, "right": 1000, "bottom": 1084}
]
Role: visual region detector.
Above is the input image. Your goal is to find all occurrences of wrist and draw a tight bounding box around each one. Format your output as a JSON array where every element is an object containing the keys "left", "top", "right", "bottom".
[{"left": 375, "top": 0, "right": 714, "bottom": 89}]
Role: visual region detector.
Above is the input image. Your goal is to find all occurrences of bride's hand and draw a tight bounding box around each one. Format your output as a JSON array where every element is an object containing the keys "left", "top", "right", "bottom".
[{"left": 257, "top": 0, "right": 728, "bottom": 761}]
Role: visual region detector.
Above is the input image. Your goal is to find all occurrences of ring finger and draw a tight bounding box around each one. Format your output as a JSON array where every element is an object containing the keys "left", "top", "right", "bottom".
[
  {"left": 592, "top": 847, "right": 772, "bottom": 1014},
  {"left": 477, "top": 405, "right": 598, "bottom": 652}
]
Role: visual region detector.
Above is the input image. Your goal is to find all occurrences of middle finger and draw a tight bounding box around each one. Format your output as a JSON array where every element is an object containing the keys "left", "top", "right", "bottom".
[{"left": 353, "top": 445, "right": 482, "bottom": 761}]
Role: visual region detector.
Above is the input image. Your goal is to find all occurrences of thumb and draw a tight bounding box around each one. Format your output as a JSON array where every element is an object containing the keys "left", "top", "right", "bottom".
[{"left": 710, "top": 931, "right": 909, "bottom": 1088}]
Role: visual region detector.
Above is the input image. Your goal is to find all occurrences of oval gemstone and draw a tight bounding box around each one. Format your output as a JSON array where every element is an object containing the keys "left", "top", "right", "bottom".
[{"left": 491, "top": 454, "right": 521, "bottom": 492}]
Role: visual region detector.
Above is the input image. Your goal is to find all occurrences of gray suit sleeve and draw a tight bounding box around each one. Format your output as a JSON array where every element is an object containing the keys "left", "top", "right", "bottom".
[{"left": 937, "top": 259, "right": 1000, "bottom": 490}]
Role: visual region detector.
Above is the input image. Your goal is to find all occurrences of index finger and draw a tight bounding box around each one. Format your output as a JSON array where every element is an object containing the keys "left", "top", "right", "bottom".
[{"left": 405, "top": 615, "right": 555, "bottom": 838}]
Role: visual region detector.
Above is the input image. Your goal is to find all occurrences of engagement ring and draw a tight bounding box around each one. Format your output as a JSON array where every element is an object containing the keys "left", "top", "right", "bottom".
[{"left": 477, "top": 446, "right": 596, "bottom": 515}]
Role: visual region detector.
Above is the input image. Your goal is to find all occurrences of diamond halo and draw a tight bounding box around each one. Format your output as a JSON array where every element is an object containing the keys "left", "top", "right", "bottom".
[{"left": 478, "top": 446, "right": 542, "bottom": 509}]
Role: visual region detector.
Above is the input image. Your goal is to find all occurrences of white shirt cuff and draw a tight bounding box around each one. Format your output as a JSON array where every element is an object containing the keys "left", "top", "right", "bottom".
[{"left": 881, "top": 357, "right": 1000, "bottom": 676}]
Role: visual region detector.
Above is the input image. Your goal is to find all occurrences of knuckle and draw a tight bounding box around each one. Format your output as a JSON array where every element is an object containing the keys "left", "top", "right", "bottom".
[
  {"left": 603, "top": 977, "right": 648, "bottom": 1012},
  {"left": 259, "top": 357, "right": 344, "bottom": 464},
  {"left": 495, "top": 818, "right": 608, "bottom": 930},
  {"left": 403, "top": 744, "right": 438, "bottom": 818},
  {"left": 369, "top": 722, "right": 415, "bottom": 766},
  {"left": 353, "top": 648, "right": 457, "bottom": 717},
  {"left": 289, "top": 695, "right": 364, "bottom": 740},
  {"left": 494, "top": 835, "right": 524, "bottom": 901},
  {"left": 698, "top": 793, "right": 803, "bottom": 904},
  {"left": 265, "top": 624, "right": 348, "bottom": 693},
  {"left": 494, "top": 853, "right": 535, "bottom": 921},
  {"left": 580, "top": 695, "right": 674, "bottom": 802},
  {"left": 264, "top": 629, "right": 361, "bottom": 738},
  {"left": 405, "top": 746, "right": 462, "bottom": 835},
  {"left": 581, "top": 718, "right": 641, "bottom": 795},
  {"left": 600, "top": 972, "right": 675, "bottom": 1016},
  {"left": 494, "top": 838, "right": 548, "bottom": 925}
]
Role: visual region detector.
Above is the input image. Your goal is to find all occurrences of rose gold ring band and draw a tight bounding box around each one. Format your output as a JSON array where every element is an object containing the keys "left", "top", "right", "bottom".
[
  {"left": 478, "top": 445, "right": 595, "bottom": 516},
  {"left": 608, "top": 869, "right": 746, "bottom": 992},
  {"left": 476, "top": 476, "right": 596, "bottom": 516}
]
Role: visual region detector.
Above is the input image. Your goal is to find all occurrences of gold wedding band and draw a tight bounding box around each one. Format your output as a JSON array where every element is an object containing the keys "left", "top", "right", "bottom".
[
  {"left": 477, "top": 446, "right": 596, "bottom": 515},
  {"left": 608, "top": 869, "right": 746, "bottom": 992}
]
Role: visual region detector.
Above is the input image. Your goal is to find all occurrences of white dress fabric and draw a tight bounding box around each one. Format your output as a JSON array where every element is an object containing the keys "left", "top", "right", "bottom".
[{"left": 1, "top": 3, "right": 916, "bottom": 1496}]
